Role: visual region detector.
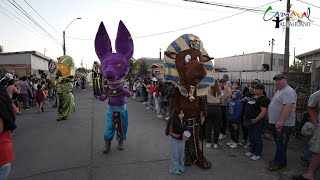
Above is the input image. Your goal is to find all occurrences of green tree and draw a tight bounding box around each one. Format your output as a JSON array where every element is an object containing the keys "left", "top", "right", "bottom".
[
  {"left": 289, "top": 60, "right": 310, "bottom": 72},
  {"left": 137, "top": 60, "right": 149, "bottom": 76},
  {"left": 77, "top": 67, "right": 89, "bottom": 73},
  {"left": 0, "top": 68, "right": 8, "bottom": 76},
  {"left": 128, "top": 58, "right": 137, "bottom": 78}
]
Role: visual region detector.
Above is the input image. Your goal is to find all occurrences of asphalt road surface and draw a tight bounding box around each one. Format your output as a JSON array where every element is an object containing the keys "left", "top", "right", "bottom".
[{"left": 8, "top": 87, "right": 313, "bottom": 180}]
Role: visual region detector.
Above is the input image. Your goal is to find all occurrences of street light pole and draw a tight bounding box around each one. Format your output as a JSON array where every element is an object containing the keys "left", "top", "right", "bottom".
[{"left": 63, "top": 17, "right": 82, "bottom": 55}]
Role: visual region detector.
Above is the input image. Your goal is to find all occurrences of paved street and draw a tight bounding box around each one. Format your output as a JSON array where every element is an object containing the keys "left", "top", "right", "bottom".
[{"left": 8, "top": 87, "right": 312, "bottom": 180}]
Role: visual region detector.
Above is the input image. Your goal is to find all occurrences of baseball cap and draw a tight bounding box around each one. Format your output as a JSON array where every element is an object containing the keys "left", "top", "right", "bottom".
[
  {"left": 253, "top": 83, "right": 265, "bottom": 90},
  {"left": 273, "top": 73, "right": 286, "bottom": 80},
  {"left": 219, "top": 78, "right": 226, "bottom": 83}
]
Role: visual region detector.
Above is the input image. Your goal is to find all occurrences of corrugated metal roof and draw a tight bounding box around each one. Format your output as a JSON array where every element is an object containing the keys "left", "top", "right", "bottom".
[
  {"left": 0, "top": 51, "right": 52, "bottom": 61},
  {"left": 295, "top": 48, "right": 320, "bottom": 59}
]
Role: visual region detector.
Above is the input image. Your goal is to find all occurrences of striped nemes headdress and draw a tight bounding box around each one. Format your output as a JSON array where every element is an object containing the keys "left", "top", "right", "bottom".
[{"left": 164, "top": 34, "right": 214, "bottom": 97}]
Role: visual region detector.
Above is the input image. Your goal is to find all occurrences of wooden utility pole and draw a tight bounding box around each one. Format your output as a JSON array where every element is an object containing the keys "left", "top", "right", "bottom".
[
  {"left": 284, "top": 0, "right": 290, "bottom": 72},
  {"left": 293, "top": 47, "right": 296, "bottom": 65},
  {"left": 269, "top": 38, "right": 275, "bottom": 71}
]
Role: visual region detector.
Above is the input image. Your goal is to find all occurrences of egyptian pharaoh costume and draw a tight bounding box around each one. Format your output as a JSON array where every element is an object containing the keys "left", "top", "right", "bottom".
[
  {"left": 92, "top": 61, "right": 103, "bottom": 98},
  {"left": 94, "top": 21, "right": 133, "bottom": 153},
  {"left": 164, "top": 34, "right": 214, "bottom": 169}
]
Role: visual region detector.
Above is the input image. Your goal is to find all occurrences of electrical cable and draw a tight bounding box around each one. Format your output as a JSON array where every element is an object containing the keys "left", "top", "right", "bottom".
[
  {"left": 7, "top": 0, "right": 62, "bottom": 46},
  {"left": 23, "top": 0, "right": 62, "bottom": 36}
]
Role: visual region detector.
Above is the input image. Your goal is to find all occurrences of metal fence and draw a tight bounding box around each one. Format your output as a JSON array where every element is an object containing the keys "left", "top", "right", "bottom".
[{"left": 214, "top": 71, "right": 317, "bottom": 136}]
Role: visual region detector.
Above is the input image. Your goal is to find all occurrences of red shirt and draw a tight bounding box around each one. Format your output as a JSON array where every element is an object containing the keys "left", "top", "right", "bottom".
[
  {"left": 147, "top": 85, "right": 155, "bottom": 95},
  {"left": 0, "top": 118, "right": 14, "bottom": 166},
  {"left": 36, "top": 90, "right": 45, "bottom": 102}
]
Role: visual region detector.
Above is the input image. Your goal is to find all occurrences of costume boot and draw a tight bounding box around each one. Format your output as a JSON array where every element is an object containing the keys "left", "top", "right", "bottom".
[
  {"left": 103, "top": 140, "right": 111, "bottom": 154},
  {"left": 117, "top": 141, "right": 124, "bottom": 150}
]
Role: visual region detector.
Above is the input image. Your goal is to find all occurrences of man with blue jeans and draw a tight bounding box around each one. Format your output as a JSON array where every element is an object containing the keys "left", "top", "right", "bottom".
[{"left": 267, "top": 74, "right": 297, "bottom": 171}]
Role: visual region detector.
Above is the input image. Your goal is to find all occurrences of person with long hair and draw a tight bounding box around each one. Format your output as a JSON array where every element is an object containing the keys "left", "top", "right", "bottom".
[
  {"left": 165, "top": 107, "right": 189, "bottom": 175},
  {"left": 205, "top": 79, "right": 224, "bottom": 149},
  {"left": 0, "top": 85, "right": 17, "bottom": 180}
]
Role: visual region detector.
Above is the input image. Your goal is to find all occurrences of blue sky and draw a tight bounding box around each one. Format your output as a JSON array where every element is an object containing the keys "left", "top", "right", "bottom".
[{"left": 1, "top": 0, "right": 319, "bottom": 68}]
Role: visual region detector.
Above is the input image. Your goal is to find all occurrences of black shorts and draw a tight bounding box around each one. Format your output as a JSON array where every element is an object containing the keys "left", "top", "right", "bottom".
[{"left": 19, "top": 94, "right": 29, "bottom": 103}]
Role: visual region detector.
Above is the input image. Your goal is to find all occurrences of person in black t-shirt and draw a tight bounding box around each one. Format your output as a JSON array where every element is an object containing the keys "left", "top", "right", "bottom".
[{"left": 244, "top": 83, "right": 270, "bottom": 161}]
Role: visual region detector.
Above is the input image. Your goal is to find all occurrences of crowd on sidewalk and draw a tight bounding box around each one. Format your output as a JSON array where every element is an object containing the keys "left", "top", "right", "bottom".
[
  {"left": 1, "top": 72, "right": 319, "bottom": 180},
  {"left": 128, "top": 75, "right": 174, "bottom": 120}
]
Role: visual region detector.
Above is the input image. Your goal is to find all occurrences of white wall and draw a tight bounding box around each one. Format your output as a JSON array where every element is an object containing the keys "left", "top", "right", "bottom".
[
  {"left": 214, "top": 53, "right": 284, "bottom": 72},
  {"left": 214, "top": 53, "right": 264, "bottom": 71},
  {"left": 0, "top": 54, "right": 31, "bottom": 64},
  {"left": 31, "top": 55, "right": 48, "bottom": 71}
]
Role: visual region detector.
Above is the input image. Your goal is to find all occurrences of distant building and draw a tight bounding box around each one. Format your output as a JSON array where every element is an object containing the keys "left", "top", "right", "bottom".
[
  {"left": 0, "top": 51, "right": 51, "bottom": 77},
  {"left": 137, "top": 57, "right": 164, "bottom": 77},
  {"left": 295, "top": 48, "right": 320, "bottom": 90},
  {"left": 214, "top": 52, "right": 284, "bottom": 72}
]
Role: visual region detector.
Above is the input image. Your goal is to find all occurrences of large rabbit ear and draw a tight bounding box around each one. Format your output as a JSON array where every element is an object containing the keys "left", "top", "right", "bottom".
[
  {"left": 115, "top": 20, "right": 134, "bottom": 63},
  {"left": 94, "top": 22, "right": 112, "bottom": 61}
]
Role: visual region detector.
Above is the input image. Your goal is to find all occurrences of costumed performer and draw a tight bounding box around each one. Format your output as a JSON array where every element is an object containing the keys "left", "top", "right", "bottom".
[
  {"left": 92, "top": 61, "right": 103, "bottom": 98},
  {"left": 51, "top": 55, "right": 76, "bottom": 121},
  {"left": 164, "top": 34, "right": 214, "bottom": 169},
  {"left": 94, "top": 21, "right": 133, "bottom": 153}
]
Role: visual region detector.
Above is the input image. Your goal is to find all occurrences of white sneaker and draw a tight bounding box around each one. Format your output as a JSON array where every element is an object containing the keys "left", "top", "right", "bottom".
[
  {"left": 244, "top": 142, "right": 251, "bottom": 149},
  {"left": 227, "top": 141, "right": 234, "bottom": 146},
  {"left": 213, "top": 144, "right": 218, "bottom": 149},
  {"left": 146, "top": 107, "right": 150, "bottom": 110},
  {"left": 142, "top": 102, "right": 147, "bottom": 105},
  {"left": 157, "top": 115, "right": 164, "bottom": 118},
  {"left": 229, "top": 143, "right": 238, "bottom": 149},
  {"left": 165, "top": 117, "right": 169, "bottom": 120},
  {"left": 218, "top": 134, "right": 226, "bottom": 140},
  {"left": 251, "top": 155, "right": 261, "bottom": 161},
  {"left": 205, "top": 143, "right": 212, "bottom": 148},
  {"left": 245, "top": 152, "right": 254, "bottom": 157}
]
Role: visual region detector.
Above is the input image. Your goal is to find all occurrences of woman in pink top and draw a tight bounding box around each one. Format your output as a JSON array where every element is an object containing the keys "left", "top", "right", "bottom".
[{"left": 6, "top": 79, "right": 20, "bottom": 112}]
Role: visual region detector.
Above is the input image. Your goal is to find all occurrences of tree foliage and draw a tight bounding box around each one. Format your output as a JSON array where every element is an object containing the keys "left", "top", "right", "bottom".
[
  {"left": 289, "top": 60, "right": 310, "bottom": 72},
  {"left": 137, "top": 60, "right": 149, "bottom": 76},
  {"left": 128, "top": 58, "right": 137, "bottom": 78},
  {"left": 77, "top": 67, "right": 90, "bottom": 73},
  {"left": 0, "top": 68, "right": 8, "bottom": 76}
]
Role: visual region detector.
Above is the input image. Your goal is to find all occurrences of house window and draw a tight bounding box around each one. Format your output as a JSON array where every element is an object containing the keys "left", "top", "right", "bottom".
[
  {"left": 273, "top": 59, "right": 276, "bottom": 66},
  {"left": 278, "top": 59, "right": 284, "bottom": 66},
  {"left": 154, "top": 71, "right": 160, "bottom": 77}
]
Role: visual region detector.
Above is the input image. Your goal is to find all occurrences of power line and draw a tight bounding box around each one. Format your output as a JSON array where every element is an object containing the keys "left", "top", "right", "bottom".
[
  {"left": 0, "top": 4, "right": 38, "bottom": 34},
  {"left": 1, "top": 0, "right": 32, "bottom": 26},
  {"left": 133, "top": 0, "right": 280, "bottom": 38},
  {"left": 296, "top": 0, "right": 320, "bottom": 9},
  {"left": 7, "top": 0, "right": 62, "bottom": 46},
  {"left": 66, "top": 0, "right": 279, "bottom": 41},
  {"left": 183, "top": 0, "right": 267, "bottom": 13},
  {"left": 0, "top": 7, "right": 47, "bottom": 39},
  {"left": 23, "top": 0, "right": 62, "bottom": 36},
  {"left": 11, "top": 0, "right": 61, "bottom": 43},
  {"left": 0, "top": 3, "right": 50, "bottom": 39}
]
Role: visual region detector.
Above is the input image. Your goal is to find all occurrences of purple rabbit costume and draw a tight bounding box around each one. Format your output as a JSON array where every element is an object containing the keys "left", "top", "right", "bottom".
[{"left": 94, "top": 21, "right": 133, "bottom": 153}]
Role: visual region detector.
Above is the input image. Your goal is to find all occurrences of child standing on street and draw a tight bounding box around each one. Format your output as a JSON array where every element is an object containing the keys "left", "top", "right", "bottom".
[
  {"left": 227, "top": 90, "right": 243, "bottom": 149},
  {"left": 165, "top": 108, "right": 189, "bottom": 175},
  {"left": 35, "top": 84, "right": 45, "bottom": 113}
]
